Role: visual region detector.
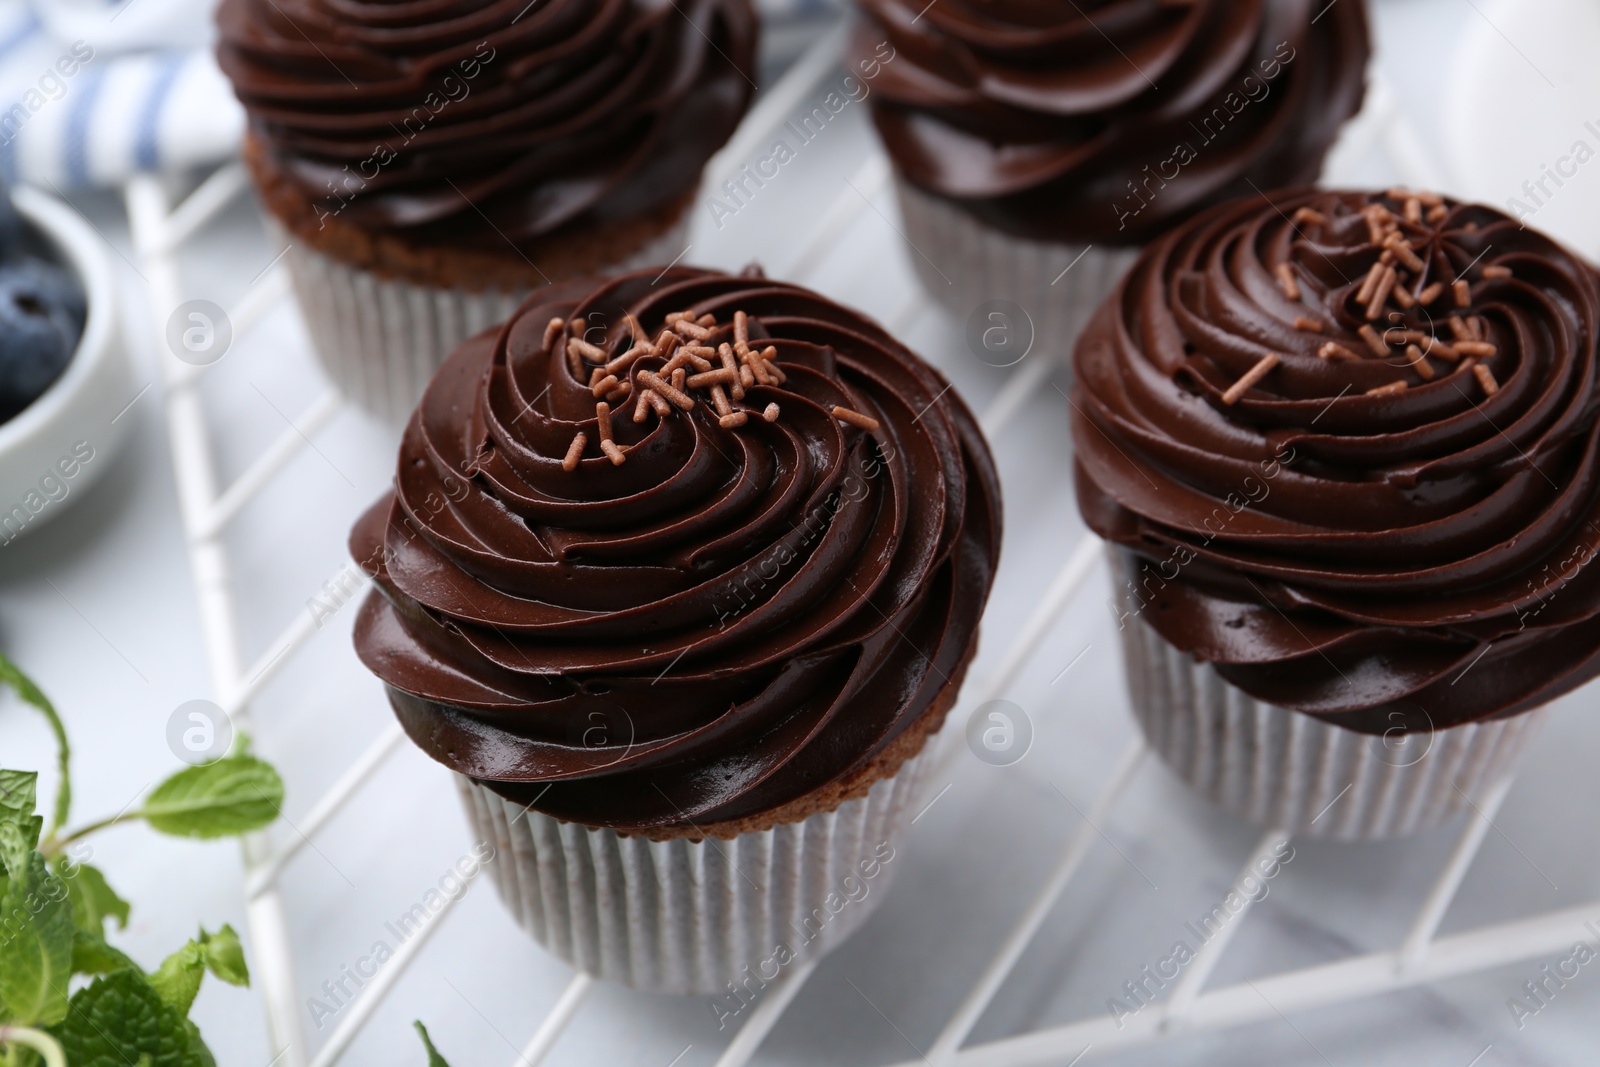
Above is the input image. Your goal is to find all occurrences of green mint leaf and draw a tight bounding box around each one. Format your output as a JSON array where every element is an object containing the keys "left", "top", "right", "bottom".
[
  {"left": 140, "top": 757, "right": 284, "bottom": 840},
  {"left": 0, "top": 851, "right": 75, "bottom": 1026},
  {"left": 146, "top": 926, "right": 249, "bottom": 1016},
  {"left": 198, "top": 925, "right": 248, "bottom": 988},
  {"left": 0, "top": 817, "right": 42, "bottom": 879},
  {"left": 182, "top": 1021, "right": 217, "bottom": 1067},
  {"left": 55, "top": 860, "right": 130, "bottom": 935},
  {"left": 0, "top": 770, "right": 42, "bottom": 874},
  {"left": 414, "top": 1021, "right": 453, "bottom": 1067},
  {"left": 49, "top": 969, "right": 208, "bottom": 1067},
  {"left": 148, "top": 942, "right": 205, "bottom": 1016},
  {"left": 0, "top": 769, "right": 38, "bottom": 826},
  {"left": 0, "top": 653, "right": 72, "bottom": 836},
  {"left": 71, "top": 930, "right": 139, "bottom": 976}
]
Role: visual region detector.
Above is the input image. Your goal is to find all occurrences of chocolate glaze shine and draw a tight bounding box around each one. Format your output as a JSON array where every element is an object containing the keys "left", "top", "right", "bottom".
[
  {"left": 217, "top": 0, "right": 756, "bottom": 250},
  {"left": 352, "top": 268, "right": 1001, "bottom": 830},
  {"left": 1074, "top": 189, "right": 1600, "bottom": 734},
  {"left": 852, "top": 0, "right": 1369, "bottom": 244}
]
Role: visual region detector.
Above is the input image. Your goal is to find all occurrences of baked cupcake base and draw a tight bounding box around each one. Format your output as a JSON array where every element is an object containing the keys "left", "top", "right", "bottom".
[
  {"left": 458, "top": 736, "right": 937, "bottom": 995},
  {"left": 1111, "top": 549, "right": 1548, "bottom": 840},
  {"left": 893, "top": 175, "right": 1141, "bottom": 362},
  {"left": 269, "top": 215, "right": 690, "bottom": 423},
  {"left": 248, "top": 135, "right": 694, "bottom": 422}
]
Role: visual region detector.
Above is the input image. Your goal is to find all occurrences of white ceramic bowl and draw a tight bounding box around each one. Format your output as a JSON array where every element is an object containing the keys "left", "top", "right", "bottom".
[{"left": 0, "top": 185, "right": 131, "bottom": 547}]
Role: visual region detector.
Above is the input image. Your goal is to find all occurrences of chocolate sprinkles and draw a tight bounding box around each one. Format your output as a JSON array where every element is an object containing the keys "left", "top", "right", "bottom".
[{"left": 554, "top": 307, "right": 863, "bottom": 472}]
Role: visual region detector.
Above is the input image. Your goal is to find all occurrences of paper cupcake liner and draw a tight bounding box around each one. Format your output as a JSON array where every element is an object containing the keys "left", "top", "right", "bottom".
[
  {"left": 893, "top": 174, "right": 1142, "bottom": 363},
  {"left": 270, "top": 214, "right": 691, "bottom": 423},
  {"left": 456, "top": 740, "right": 937, "bottom": 995},
  {"left": 1109, "top": 549, "right": 1546, "bottom": 840}
]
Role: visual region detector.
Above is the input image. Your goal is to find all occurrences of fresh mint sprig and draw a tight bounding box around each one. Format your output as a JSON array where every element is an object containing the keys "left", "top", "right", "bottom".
[
  {"left": 414, "top": 1020, "right": 453, "bottom": 1066},
  {"left": 0, "top": 656, "right": 69, "bottom": 838},
  {"left": 0, "top": 650, "right": 284, "bottom": 1067}
]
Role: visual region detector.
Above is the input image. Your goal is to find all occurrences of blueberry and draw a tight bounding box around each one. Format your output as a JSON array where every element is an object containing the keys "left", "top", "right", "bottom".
[
  {"left": 9, "top": 258, "right": 86, "bottom": 331},
  {"left": 0, "top": 258, "right": 87, "bottom": 422}
]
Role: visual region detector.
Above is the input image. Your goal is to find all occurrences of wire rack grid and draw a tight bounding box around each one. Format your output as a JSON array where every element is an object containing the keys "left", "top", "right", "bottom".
[{"left": 113, "top": 20, "right": 1600, "bottom": 1067}]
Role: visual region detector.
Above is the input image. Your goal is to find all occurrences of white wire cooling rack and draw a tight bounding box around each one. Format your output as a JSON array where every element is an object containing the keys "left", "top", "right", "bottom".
[{"left": 114, "top": 16, "right": 1600, "bottom": 1067}]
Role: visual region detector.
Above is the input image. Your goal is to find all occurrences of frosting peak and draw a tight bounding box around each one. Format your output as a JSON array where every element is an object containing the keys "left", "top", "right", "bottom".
[
  {"left": 217, "top": 0, "right": 757, "bottom": 250},
  {"left": 1075, "top": 189, "right": 1600, "bottom": 734},
  {"left": 352, "top": 267, "right": 1001, "bottom": 831},
  {"left": 853, "top": 0, "right": 1370, "bottom": 244}
]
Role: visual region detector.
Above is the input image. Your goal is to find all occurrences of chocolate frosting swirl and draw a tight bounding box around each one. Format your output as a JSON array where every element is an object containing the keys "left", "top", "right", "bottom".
[
  {"left": 216, "top": 0, "right": 756, "bottom": 249},
  {"left": 1074, "top": 189, "right": 1600, "bottom": 734},
  {"left": 853, "top": 0, "right": 1368, "bottom": 244},
  {"left": 351, "top": 267, "right": 1001, "bottom": 831}
]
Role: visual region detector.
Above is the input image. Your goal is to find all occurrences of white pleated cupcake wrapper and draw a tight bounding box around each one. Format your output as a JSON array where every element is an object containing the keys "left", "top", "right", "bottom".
[
  {"left": 269, "top": 214, "right": 691, "bottom": 423},
  {"left": 1109, "top": 549, "right": 1546, "bottom": 840},
  {"left": 892, "top": 174, "right": 1142, "bottom": 364},
  {"left": 456, "top": 740, "right": 937, "bottom": 995}
]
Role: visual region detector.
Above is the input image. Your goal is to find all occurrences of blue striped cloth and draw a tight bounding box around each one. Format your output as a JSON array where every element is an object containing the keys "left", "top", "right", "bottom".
[
  {"left": 0, "top": 0, "right": 837, "bottom": 190},
  {"left": 0, "top": 0, "right": 241, "bottom": 187}
]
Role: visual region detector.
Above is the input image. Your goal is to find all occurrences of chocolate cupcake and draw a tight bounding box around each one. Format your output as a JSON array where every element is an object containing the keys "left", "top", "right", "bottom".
[
  {"left": 217, "top": 0, "right": 757, "bottom": 422},
  {"left": 1074, "top": 188, "right": 1600, "bottom": 839},
  {"left": 852, "top": 0, "right": 1369, "bottom": 357},
  {"left": 350, "top": 266, "right": 1000, "bottom": 991}
]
